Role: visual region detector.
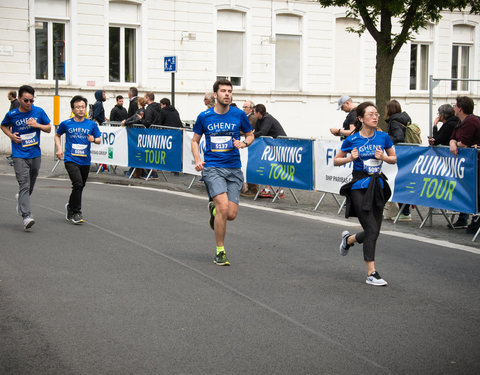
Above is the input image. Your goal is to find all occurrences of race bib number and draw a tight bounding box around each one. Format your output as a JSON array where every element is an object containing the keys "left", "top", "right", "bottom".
[
  {"left": 20, "top": 132, "right": 39, "bottom": 148},
  {"left": 72, "top": 143, "right": 88, "bottom": 157},
  {"left": 363, "top": 158, "right": 382, "bottom": 174},
  {"left": 211, "top": 136, "right": 233, "bottom": 152}
]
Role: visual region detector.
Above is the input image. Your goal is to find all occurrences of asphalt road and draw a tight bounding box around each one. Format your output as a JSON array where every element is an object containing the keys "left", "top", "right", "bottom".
[{"left": 1, "top": 174, "right": 479, "bottom": 374}]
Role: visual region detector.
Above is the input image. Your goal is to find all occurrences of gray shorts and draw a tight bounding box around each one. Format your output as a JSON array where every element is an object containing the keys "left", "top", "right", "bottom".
[{"left": 202, "top": 167, "right": 244, "bottom": 204}]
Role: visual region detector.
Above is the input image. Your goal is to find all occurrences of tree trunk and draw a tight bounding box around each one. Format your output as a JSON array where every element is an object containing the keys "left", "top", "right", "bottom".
[{"left": 375, "top": 46, "right": 395, "bottom": 132}]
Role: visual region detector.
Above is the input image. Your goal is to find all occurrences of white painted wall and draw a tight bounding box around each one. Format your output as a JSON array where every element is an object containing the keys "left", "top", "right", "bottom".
[{"left": 0, "top": 0, "right": 479, "bottom": 155}]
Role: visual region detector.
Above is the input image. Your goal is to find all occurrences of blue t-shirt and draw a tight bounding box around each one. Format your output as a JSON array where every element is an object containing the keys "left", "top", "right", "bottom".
[
  {"left": 1, "top": 106, "right": 51, "bottom": 158},
  {"left": 341, "top": 130, "right": 393, "bottom": 190},
  {"left": 56, "top": 118, "right": 101, "bottom": 166},
  {"left": 193, "top": 106, "right": 252, "bottom": 168}
]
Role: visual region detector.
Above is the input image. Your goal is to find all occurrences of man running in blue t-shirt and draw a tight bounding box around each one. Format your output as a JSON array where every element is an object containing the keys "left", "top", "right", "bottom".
[
  {"left": 191, "top": 79, "right": 254, "bottom": 265},
  {"left": 1, "top": 85, "right": 51, "bottom": 231},
  {"left": 55, "top": 96, "right": 101, "bottom": 224}
]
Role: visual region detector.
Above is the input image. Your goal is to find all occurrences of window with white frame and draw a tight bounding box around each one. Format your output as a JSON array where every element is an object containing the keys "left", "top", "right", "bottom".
[
  {"left": 451, "top": 25, "right": 474, "bottom": 91},
  {"left": 335, "top": 17, "right": 360, "bottom": 93},
  {"left": 275, "top": 14, "right": 302, "bottom": 91},
  {"left": 109, "top": 1, "right": 140, "bottom": 83},
  {"left": 34, "top": 0, "right": 69, "bottom": 81},
  {"left": 216, "top": 10, "right": 245, "bottom": 87},
  {"left": 409, "top": 44, "right": 429, "bottom": 90}
]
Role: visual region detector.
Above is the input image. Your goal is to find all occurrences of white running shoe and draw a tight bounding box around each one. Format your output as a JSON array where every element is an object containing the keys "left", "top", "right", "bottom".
[
  {"left": 366, "top": 271, "right": 388, "bottom": 286},
  {"left": 23, "top": 216, "right": 35, "bottom": 231},
  {"left": 339, "top": 230, "right": 352, "bottom": 256}
]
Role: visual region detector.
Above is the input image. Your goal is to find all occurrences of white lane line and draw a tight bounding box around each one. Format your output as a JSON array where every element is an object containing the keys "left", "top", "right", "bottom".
[{"left": 90, "top": 181, "right": 480, "bottom": 255}]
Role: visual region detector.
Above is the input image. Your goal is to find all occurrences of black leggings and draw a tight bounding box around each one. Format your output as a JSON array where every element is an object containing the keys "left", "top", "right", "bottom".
[
  {"left": 350, "top": 189, "right": 384, "bottom": 261},
  {"left": 65, "top": 162, "right": 90, "bottom": 214}
]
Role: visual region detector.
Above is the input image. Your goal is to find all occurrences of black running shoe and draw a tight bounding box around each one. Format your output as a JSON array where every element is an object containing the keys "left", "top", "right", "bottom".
[
  {"left": 214, "top": 251, "right": 230, "bottom": 266},
  {"left": 72, "top": 212, "right": 84, "bottom": 225}
]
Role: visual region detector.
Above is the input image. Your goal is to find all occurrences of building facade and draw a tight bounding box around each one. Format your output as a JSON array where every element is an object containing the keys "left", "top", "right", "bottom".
[{"left": 1, "top": 0, "right": 479, "bottom": 154}]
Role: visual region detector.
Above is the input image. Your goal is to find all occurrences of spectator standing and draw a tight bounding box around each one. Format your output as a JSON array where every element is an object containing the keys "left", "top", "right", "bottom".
[
  {"left": 254, "top": 104, "right": 287, "bottom": 198},
  {"left": 8, "top": 90, "right": 20, "bottom": 111},
  {"left": 140, "top": 92, "right": 162, "bottom": 128},
  {"left": 92, "top": 90, "right": 108, "bottom": 125},
  {"left": 127, "top": 87, "right": 139, "bottom": 118},
  {"left": 1, "top": 85, "right": 52, "bottom": 230},
  {"left": 159, "top": 98, "right": 183, "bottom": 128},
  {"left": 204, "top": 92, "right": 215, "bottom": 109},
  {"left": 55, "top": 96, "right": 101, "bottom": 224},
  {"left": 449, "top": 96, "right": 480, "bottom": 231},
  {"left": 335, "top": 102, "right": 397, "bottom": 286},
  {"left": 241, "top": 100, "right": 258, "bottom": 197},
  {"left": 385, "top": 99, "right": 412, "bottom": 221},
  {"left": 429, "top": 104, "right": 458, "bottom": 146},
  {"left": 122, "top": 97, "right": 146, "bottom": 127},
  {"left": 109, "top": 95, "right": 128, "bottom": 122},
  {"left": 191, "top": 79, "right": 254, "bottom": 266},
  {"left": 330, "top": 95, "right": 357, "bottom": 138}
]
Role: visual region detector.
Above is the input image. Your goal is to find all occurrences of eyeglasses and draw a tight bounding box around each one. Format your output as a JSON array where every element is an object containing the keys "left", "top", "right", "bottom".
[
  {"left": 365, "top": 112, "right": 380, "bottom": 118},
  {"left": 22, "top": 98, "right": 34, "bottom": 104}
]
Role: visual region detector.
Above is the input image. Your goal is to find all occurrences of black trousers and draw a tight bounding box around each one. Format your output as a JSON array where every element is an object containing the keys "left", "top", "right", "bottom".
[
  {"left": 350, "top": 188, "right": 384, "bottom": 262},
  {"left": 65, "top": 162, "right": 90, "bottom": 214}
]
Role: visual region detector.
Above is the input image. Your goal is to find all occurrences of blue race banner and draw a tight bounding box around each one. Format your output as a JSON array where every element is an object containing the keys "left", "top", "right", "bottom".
[
  {"left": 246, "top": 137, "right": 313, "bottom": 190},
  {"left": 392, "top": 145, "right": 477, "bottom": 213},
  {"left": 127, "top": 127, "right": 182, "bottom": 172}
]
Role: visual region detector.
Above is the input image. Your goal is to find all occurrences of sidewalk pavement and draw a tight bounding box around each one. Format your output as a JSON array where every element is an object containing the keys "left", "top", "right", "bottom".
[{"left": 1, "top": 153, "right": 479, "bottom": 249}]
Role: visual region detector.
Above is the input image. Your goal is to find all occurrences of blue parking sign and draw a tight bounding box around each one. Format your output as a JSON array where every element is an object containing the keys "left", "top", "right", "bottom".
[{"left": 164, "top": 56, "right": 177, "bottom": 72}]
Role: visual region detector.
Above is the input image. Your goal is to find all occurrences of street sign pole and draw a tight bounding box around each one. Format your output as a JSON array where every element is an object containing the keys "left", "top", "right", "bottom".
[{"left": 171, "top": 72, "right": 175, "bottom": 108}]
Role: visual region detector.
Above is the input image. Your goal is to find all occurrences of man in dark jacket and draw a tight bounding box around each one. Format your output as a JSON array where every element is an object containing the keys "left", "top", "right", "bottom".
[
  {"left": 253, "top": 104, "right": 286, "bottom": 138},
  {"left": 109, "top": 95, "right": 128, "bottom": 122},
  {"left": 127, "top": 87, "right": 138, "bottom": 118},
  {"left": 8, "top": 90, "right": 20, "bottom": 111},
  {"left": 92, "top": 90, "right": 108, "bottom": 125},
  {"left": 140, "top": 92, "right": 161, "bottom": 128},
  {"left": 159, "top": 98, "right": 183, "bottom": 128}
]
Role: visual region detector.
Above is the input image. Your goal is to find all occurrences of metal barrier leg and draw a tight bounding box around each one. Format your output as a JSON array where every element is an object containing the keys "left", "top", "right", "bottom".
[
  {"left": 271, "top": 189, "right": 280, "bottom": 203},
  {"left": 419, "top": 208, "right": 433, "bottom": 228},
  {"left": 332, "top": 194, "right": 341, "bottom": 207},
  {"left": 313, "top": 193, "right": 327, "bottom": 211},
  {"left": 187, "top": 176, "right": 197, "bottom": 189},
  {"left": 289, "top": 188, "right": 298, "bottom": 204},
  {"left": 128, "top": 168, "right": 136, "bottom": 179},
  {"left": 144, "top": 169, "right": 153, "bottom": 181},
  {"left": 472, "top": 226, "right": 480, "bottom": 242},
  {"left": 415, "top": 205, "right": 424, "bottom": 222},
  {"left": 337, "top": 198, "right": 346, "bottom": 215},
  {"left": 51, "top": 159, "right": 61, "bottom": 173},
  {"left": 392, "top": 203, "right": 405, "bottom": 224},
  {"left": 440, "top": 209, "right": 454, "bottom": 228},
  {"left": 161, "top": 171, "right": 168, "bottom": 182},
  {"left": 96, "top": 164, "right": 102, "bottom": 174}
]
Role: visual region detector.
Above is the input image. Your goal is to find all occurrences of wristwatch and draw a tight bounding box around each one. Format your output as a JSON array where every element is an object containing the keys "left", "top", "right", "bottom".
[{"left": 243, "top": 140, "right": 249, "bottom": 147}]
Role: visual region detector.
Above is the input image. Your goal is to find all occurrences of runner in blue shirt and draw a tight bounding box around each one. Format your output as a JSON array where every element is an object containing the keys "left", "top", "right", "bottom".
[
  {"left": 334, "top": 102, "right": 397, "bottom": 286},
  {"left": 191, "top": 79, "right": 254, "bottom": 266},
  {"left": 55, "top": 95, "right": 101, "bottom": 224},
  {"left": 1, "top": 85, "right": 51, "bottom": 231}
]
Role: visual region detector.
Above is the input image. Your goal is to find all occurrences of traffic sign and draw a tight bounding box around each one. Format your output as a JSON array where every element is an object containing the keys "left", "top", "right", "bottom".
[{"left": 164, "top": 56, "right": 177, "bottom": 72}]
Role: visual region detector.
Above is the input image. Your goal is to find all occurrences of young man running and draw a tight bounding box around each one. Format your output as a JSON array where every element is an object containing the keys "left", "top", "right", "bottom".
[
  {"left": 191, "top": 79, "right": 254, "bottom": 265},
  {"left": 54, "top": 95, "right": 101, "bottom": 224},
  {"left": 1, "top": 85, "right": 51, "bottom": 231}
]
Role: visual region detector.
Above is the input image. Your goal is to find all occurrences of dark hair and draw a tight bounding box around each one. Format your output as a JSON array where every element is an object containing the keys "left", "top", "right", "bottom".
[
  {"left": 145, "top": 91, "right": 155, "bottom": 101},
  {"left": 116, "top": 95, "right": 123, "bottom": 101},
  {"left": 438, "top": 104, "right": 455, "bottom": 119},
  {"left": 18, "top": 85, "right": 35, "bottom": 98},
  {"left": 386, "top": 99, "right": 402, "bottom": 117},
  {"left": 8, "top": 90, "right": 17, "bottom": 99},
  {"left": 353, "top": 101, "right": 377, "bottom": 133},
  {"left": 160, "top": 97, "right": 171, "bottom": 106},
  {"left": 70, "top": 95, "right": 88, "bottom": 109},
  {"left": 254, "top": 104, "right": 266, "bottom": 116},
  {"left": 129, "top": 87, "right": 138, "bottom": 96},
  {"left": 456, "top": 96, "right": 474, "bottom": 115},
  {"left": 213, "top": 78, "right": 232, "bottom": 93}
]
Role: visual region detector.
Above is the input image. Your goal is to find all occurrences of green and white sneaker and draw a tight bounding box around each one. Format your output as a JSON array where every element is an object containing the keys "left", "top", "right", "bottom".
[
  {"left": 208, "top": 201, "right": 215, "bottom": 230},
  {"left": 214, "top": 251, "right": 230, "bottom": 266}
]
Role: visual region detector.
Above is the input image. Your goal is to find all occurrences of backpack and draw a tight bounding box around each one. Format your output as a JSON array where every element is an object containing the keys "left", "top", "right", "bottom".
[{"left": 401, "top": 122, "right": 422, "bottom": 144}]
